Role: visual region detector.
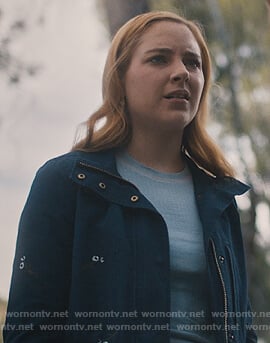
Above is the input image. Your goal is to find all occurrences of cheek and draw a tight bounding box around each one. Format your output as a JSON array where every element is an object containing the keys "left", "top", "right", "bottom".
[
  {"left": 125, "top": 72, "right": 140, "bottom": 97},
  {"left": 125, "top": 72, "right": 152, "bottom": 100},
  {"left": 124, "top": 76, "right": 143, "bottom": 112}
]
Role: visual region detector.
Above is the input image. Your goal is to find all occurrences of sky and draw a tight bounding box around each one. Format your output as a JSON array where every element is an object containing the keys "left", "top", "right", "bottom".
[{"left": 0, "top": 0, "right": 109, "bottom": 300}]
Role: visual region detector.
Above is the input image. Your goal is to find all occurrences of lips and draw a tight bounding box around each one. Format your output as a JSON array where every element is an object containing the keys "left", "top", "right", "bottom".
[{"left": 164, "top": 89, "right": 190, "bottom": 101}]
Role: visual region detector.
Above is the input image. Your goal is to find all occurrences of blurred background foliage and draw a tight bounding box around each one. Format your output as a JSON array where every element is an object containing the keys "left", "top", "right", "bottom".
[
  {"left": 0, "top": 298, "right": 7, "bottom": 343},
  {"left": 1, "top": 0, "right": 270, "bottom": 342},
  {"left": 0, "top": 7, "right": 42, "bottom": 85}
]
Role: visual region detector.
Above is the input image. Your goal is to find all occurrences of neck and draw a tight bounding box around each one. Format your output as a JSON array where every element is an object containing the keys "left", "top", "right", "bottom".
[{"left": 126, "top": 130, "right": 185, "bottom": 173}]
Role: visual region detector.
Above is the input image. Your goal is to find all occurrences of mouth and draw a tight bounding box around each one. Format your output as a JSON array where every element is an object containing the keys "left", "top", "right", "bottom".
[{"left": 164, "top": 89, "right": 190, "bottom": 101}]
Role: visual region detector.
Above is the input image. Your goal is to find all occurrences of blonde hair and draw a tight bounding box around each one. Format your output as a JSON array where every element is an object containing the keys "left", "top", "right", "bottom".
[{"left": 73, "top": 11, "right": 234, "bottom": 177}]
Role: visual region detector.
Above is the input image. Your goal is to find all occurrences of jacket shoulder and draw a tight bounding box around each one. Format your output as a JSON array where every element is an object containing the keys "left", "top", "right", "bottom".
[
  {"left": 38, "top": 149, "right": 115, "bottom": 176},
  {"left": 37, "top": 150, "right": 88, "bottom": 175}
]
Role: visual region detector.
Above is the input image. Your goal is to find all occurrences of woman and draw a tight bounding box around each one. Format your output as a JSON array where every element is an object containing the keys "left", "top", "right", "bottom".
[{"left": 4, "top": 11, "right": 257, "bottom": 343}]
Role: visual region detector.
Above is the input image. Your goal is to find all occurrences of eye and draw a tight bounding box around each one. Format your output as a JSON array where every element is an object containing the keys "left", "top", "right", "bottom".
[
  {"left": 184, "top": 58, "right": 202, "bottom": 70},
  {"left": 149, "top": 55, "right": 168, "bottom": 64}
]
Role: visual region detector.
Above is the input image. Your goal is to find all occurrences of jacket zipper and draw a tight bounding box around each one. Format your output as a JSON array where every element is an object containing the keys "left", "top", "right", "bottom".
[{"left": 210, "top": 239, "right": 228, "bottom": 343}]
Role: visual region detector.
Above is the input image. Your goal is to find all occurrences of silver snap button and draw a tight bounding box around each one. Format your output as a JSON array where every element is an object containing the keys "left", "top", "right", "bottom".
[
  {"left": 219, "top": 256, "right": 225, "bottom": 263},
  {"left": 130, "top": 195, "right": 139, "bottom": 202},
  {"left": 92, "top": 255, "right": 105, "bottom": 263},
  {"left": 98, "top": 182, "right": 106, "bottom": 189},
  {"left": 92, "top": 256, "right": 99, "bottom": 262},
  {"left": 19, "top": 255, "right": 26, "bottom": 269},
  {"left": 77, "top": 173, "right": 86, "bottom": 180}
]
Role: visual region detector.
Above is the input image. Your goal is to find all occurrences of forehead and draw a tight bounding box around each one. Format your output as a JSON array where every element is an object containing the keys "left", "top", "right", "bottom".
[{"left": 136, "top": 21, "right": 201, "bottom": 55}]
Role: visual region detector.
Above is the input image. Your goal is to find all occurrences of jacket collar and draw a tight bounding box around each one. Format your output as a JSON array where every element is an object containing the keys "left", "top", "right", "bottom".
[
  {"left": 73, "top": 148, "right": 120, "bottom": 175},
  {"left": 185, "top": 155, "right": 250, "bottom": 219},
  {"left": 71, "top": 149, "right": 250, "bottom": 213},
  {"left": 185, "top": 155, "right": 250, "bottom": 197}
]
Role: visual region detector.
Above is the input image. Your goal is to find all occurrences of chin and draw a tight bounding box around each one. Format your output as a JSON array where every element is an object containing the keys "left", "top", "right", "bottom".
[{"left": 163, "top": 112, "right": 193, "bottom": 127}]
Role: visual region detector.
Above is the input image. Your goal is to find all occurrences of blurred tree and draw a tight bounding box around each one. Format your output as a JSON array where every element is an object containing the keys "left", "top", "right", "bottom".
[
  {"left": 0, "top": 5, "right": 41, "bottom": 84},
  {"left": 0, "top": 298, "right": 7, "bottom": 343},
  {"left": 101, "top": 0, "right": 150, "bottom": 37},
  {"left": 266, "top": 0, "right": 270, "bottom": 23}
]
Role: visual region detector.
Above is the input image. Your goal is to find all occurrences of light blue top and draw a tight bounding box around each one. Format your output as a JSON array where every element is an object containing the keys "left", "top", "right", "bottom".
[{"left": 116, "top": 151, "right": 216, "bottom": 343}]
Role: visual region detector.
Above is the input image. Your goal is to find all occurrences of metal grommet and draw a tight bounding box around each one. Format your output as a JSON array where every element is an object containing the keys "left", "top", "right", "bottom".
[
  {"left": 92, "top": 256, "right": 99, "bottom": 262},
  {"left": 229, "top": 333, "right": 235, "bottom": 340},
  {"left": 130, "top": 195, "right": 139, "bottom": 202},
  {"left": 77, "top": 173, "right": 86, "bottom": 180},
  {"left": 219, "top": 256, "right": 225, "bottom": 263},
  {"left": 19, "top": 255, "right": 26, "bottom": 269},
  {"left": 98, "top": 182, "right": 106, "bottom": 189}
]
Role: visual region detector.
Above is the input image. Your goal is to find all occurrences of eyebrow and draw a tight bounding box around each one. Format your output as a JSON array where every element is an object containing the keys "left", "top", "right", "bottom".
[
  {"left": 144, "top": 48, "right": 174, "bottom": 55},
  {"left": 144, "top": 48, "right": 202, "bottom": 59},
  {"left": 184, "top": 51, "right": 202, "bottom": 60}
]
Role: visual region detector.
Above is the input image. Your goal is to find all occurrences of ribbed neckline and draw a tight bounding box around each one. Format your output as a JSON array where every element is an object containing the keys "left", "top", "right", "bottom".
[{"left": 116, "top": 150, "right": 189, "bottom": 182}]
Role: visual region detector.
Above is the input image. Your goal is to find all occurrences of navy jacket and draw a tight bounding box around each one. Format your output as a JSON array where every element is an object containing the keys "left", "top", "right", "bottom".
[{"left": 4, "top": 149, "right": 257, "bottom": 343}]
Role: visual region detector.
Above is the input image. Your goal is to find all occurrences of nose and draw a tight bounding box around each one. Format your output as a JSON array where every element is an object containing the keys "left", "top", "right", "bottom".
[{"left": 170, "top": 61, "right": 189, "bottom": 83}]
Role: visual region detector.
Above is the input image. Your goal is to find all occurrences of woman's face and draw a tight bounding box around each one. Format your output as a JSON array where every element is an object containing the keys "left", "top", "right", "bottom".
[{"left": 124, "top": 21, "right": 205, "bottom": 135}]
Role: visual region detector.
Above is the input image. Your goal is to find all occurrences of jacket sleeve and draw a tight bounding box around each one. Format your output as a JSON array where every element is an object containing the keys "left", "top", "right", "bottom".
[{"left": 4, "top": 157, "right": 77, "bottom": 342}]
